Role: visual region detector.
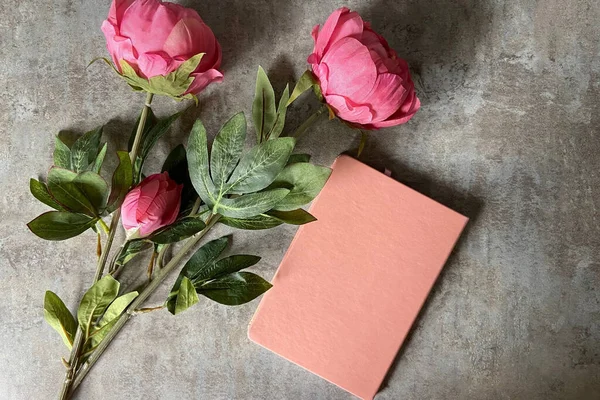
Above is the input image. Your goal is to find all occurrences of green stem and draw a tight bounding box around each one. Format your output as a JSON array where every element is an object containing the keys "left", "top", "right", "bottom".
[
  {"left": 57, "top": 92, "right": 154, "bottom": 400},
  {"left": 97, "top": 219, "right": 110, "bottom": 234},
  {"left": 69, "top": 213, "right": 221, "bottom": 395},
  {"left": 290, "top": 105, "right": 328, "bottom": 139}
]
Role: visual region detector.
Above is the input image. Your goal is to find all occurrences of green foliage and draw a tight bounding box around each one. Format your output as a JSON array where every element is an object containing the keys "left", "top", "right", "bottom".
[
  {"left": 70, "top": 127, "right": 103, "bottom": 173},
  {"left": 77, "top": 275, "right": 120, "bottom": 337},
  {"left": 27, "top": 211, "right": 97, "bottom": 241},
  {"left": 286, "top": 153, "right": 311, "bottom": 165},
  {"left": 46, "top": 167, "right": 102, "bottom": 216},
  {"left": 267, "top": 209, "right": 317, "bottom": 225},
  {"left": 267, "top": 162, "right": 332, "bottom": 211},
  {"left": 166, "top": 236, "right": 270, "bottom": 312},
  {"left": 29, "top": 179, "right": 65, "bottom": 211},
  {"left": 215, "top": 189, "right": 290, "bottom": 218},
  {"left": 220, "top": 214, "right": 283, "bottom": 230},
  {"left": 226, "top": 137, "right": 296, "bottom": 195},
  {"left": 119, "top": 55, "right": 202, "bottom": 102},
  {"left": 210, "top": 112, "right": 247, "bottom": 190},
  {"left": 253, "top": 67, "right": 290, "bottom": 142},
  {"left": 53, "top": 137, "right": 71, "bottom": 169},
  {"left": 106, "top": 151, "right": 133, "bottom": 212},
  {"left": 288, "top": 70, "right": 319, "bottom": 106},
  {"left": 162, "top": 144, "right": 197, "bottom": 218},
  {"left": 186, "top": 111, "right": 330, "bottom": 222},
  {"left": 98, "top": 292, "right": 138, "bottom": 326},
  {"left": 220, "top": 208, "right": 316, "bottom": 230},
  {"left": 114, "top": 239, "right": 153, "bottom": 269},
  {"left": 43, "top": 291, "right": 77, "bottom": 349},
  {"left": 148, "top": 217, "right": 206, "bottom": 244},
  {"left": 269, "top": 84, "right": 290, "bottom": 140},
  {"left": 253, "top": 66, "right": 277, "bottom": 143},
  {"left": 129, "top": 109, "right": 182, "bottom": 182},
  {"left": 174, "top": 277, "right": 199, "bottom": 315},
  {"left": 198, "top": 272, "right": 272, "bottom": 306}
]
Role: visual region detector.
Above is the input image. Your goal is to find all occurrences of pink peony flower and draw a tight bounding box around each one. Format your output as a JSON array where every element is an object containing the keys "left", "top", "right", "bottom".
[
  {"left": 101, "top": 0, "right": 223, "bottom": 95},
  {"left": 308, "top": 7, "right": 420, "bottom": 129},
  {"left": 121, "top": 172, "right": 182, "bottom": 237}
]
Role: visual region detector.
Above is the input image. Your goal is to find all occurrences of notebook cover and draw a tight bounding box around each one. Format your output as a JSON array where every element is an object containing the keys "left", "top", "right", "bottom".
[{"left": 248, "top": 155, "right": 468, "bottom": 399}]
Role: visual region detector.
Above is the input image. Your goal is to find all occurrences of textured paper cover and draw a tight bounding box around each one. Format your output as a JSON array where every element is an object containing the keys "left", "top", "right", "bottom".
[{"left": 248, "top": 155, "right": 468, "bottom": 399}]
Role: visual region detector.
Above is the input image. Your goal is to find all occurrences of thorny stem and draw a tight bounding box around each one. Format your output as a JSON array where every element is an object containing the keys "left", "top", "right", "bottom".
[
  {"left": 57, "top": 92, "right": 154, "bottom": 400},
  {"left": 69, "top": 213, "right": 221, "bottom": 395}
]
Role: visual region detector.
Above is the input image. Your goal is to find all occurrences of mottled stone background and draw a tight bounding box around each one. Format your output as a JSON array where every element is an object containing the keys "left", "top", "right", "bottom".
[{"left": 1, "top": 0, "right": 599, "bottom": 399}]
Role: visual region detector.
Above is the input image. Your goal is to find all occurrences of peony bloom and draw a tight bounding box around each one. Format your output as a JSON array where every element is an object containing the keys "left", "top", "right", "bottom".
[
  {"left": 101, "top": 0, "right": 223, "bottom": 96},
  {"left": 308, "top": 7, "right": 420, "bottom": 129},
  {"left": 121, "top": 172, "right": 183, "bottom": 237}
]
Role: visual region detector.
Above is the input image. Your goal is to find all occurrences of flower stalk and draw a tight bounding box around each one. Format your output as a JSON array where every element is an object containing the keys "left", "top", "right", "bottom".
[
  {"left": 69, "top": 213, "right": 221, "bottom": 395},
  {"left": 57, "top": 92, "right": 154, "bottom": 400}
]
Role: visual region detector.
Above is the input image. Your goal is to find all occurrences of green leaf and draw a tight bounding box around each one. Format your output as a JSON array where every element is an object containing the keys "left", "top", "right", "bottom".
[
  {"left": 220, "top": 214, "right": 283, "bottom": 230},
  {"left": 70, "top": 127, "right": 102, "bottom": 172},
  {"left": 226, "top": 137, "right": 295, "bottom": 195},
  {"left": 268, "top": 84, "right": 290, "bottom": 140},
  {"left": 98, "top": 291, "right": 138, "bottom": 326},
  {"left": 288, "top": 70, "right": 318, "bottom": 106},
  {"left": 183, "top": 237, "right": 229, "bottom": 281},
  {"left": 27, "top": 211, "right": 97, "bottom": 241},
  {"left": 91, "top": 143, "right": 108, "bottom": 173},
  {"left": 86, "top": 317, "right": 118, "bottom": 351},
  {"left": 216, "top": 189, "right": 290, "bottom": 218},
  {"left": 115, "top": 240, "right": 152, "bottom": 267},
  {"left": 210, "top": 112, "right": 247, "bottom": 191},
  {"left": 43, "top": 291, "right": 77, "bottom": 349},
  {"left": 73, "top": 171, "right": 109, "bottom": 212},
  {"left": 30, "top": 179, "right": 65, "bottom": 211},
  {"left": 119, "top": 55, "right": 203, "bottom": 100},
  {"left": 252, "top": 66, "right": 277, "bottom": 143},
  {"left": 162, "top": 145, "right": 188, "bottom": 181},
  {"left": 77, "top": 275, "right": 120, "bottom": 336},
  {"left": 166, "top": 237, "right": 228, "bottom": 314},
  {"left": 174, "top": 277, "right": 199, "bottom": 315},
  {"left": 47, "top": 167, "right": 96, "bottom": 215},
  {"left": 193, "top": 255, "right": 261, "bottom": 283},
  {"left": 269, "top": 163, "right": 331, "bottom": 211},
  {"left": 138, "top": 111, "right": 183, "bottom": 174},
  {"left": 53, "top": 137, "right": 71, "bottom": 169},
  {"left": 267, "top": 209, "right": 317, "bottom": 225},
  {"left": 287, "top": 153, "right": 311, "bottom": 165},
  {"left": 187, "top": 119, "right": 217, "bottom": 206},
  {"left": 107, "top": 151, "right": 133, "bottom": 212},
  {"left": 149, "top": 217, "right": 206, "bottom": 244},
  {"left": 198, "top": 272, "right": 272, "bottom": 306}
]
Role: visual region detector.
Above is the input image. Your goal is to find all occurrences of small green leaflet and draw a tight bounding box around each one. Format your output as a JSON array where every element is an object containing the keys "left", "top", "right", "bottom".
[
  {"left": 216, "top": 189, "right": 290, "bottom": 219},
  {"left": 197, "top": 272, "right": 272, "bottom": 306},
  {"left": 77, "top": 275, "right": 120, "bottom": 336},
  {"left": 149, "top": 217, "right": 206, "bottom": 244},
  {"left": 107, "top": 151, "right": 133, "bottom": 212},
  {"left": 43, "top": 291, "right": 77, "bottom": 349},
  {"left": 269, "top": 162, "right": 332, "bottom": 211},
  {"left": 29, "top": 179, "right": 65, "bottom": 211},
  {"left": 288, "top": 70, "right": 319, "bottom": 106},
  {"left": 70, "top": 127, "right": 103, "bottom": 173},
  {"left": 174, "top": 277, "right": 199, "bottom": 315},
  {"left": 252, "top": 66, "right": 277, "bottom": 143},
  {"left": 53, "top": 137, "right": 71, "bottom": 169},
  {"left": 27, "top": 211, "right": 97, "bottom": 241}
]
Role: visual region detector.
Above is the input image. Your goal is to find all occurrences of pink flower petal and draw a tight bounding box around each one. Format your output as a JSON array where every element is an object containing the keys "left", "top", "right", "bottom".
[
  {"left": 325, "top": 94, "right": 374, "bottom": 124},
  {"left": 184, "top": 69, "right": 224, "bottom": 95},
  {"left": 121, "top": 186, "right": 142, "bottom": 230},
  {"left": 320, "top": 37, "right": 377, "bottom": 100},
  {"left": 101, "top": 21, "right": 136, "bottom": 72},
  {"left": 359, "top": 73, "right": 406, "bottom": 123}
]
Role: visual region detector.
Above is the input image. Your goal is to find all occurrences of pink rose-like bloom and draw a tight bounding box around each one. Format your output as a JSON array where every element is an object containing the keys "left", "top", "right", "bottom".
[
  {"left": 308, "top": 8, "right": 420, "bottom": 129},
  {"left": 121, "top": 172, "right": 183, "bottom": 237},
  {"left": 102, "top": 0, "right": 223, "bottom": 95}
]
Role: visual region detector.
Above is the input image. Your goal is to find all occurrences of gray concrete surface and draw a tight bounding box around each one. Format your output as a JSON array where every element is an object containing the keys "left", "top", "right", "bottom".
[{"left": 1, "top": 0, "right": 599, "bottom": 399}]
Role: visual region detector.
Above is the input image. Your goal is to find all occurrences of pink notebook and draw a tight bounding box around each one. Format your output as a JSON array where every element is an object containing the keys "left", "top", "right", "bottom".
[{"left": 248, "top": 155, "right": 468, "bottom": 399}]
